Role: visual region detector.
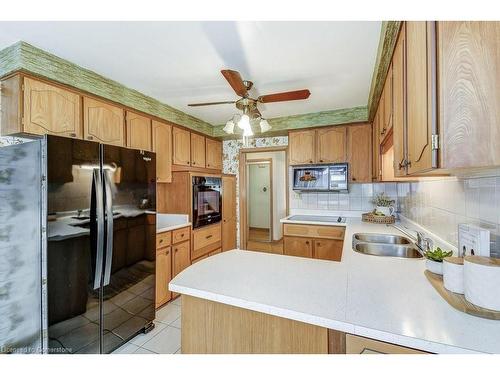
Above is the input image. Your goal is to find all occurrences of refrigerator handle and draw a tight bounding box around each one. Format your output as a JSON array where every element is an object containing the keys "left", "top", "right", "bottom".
[
  {"left": 103, "top": 171, "right": 114, "bottom": 286},
  {"left": 92, "top": 169, "right": 105, "bottom": 290}
]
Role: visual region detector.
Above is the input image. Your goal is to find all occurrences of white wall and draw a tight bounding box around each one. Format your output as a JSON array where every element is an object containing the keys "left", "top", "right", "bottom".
[
  {"left": 248, "top": 163, "right": 271, "bottom": 229},
  {"left": 247, "top": 151, "right": 287, "bottom": 241}
]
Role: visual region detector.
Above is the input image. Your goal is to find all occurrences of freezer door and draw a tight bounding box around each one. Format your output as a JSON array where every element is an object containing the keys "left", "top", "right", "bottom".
[
  {"left": 0, "top": 140, "right": 43, "bottom": 354},
  {"left": 100, "top": 145, "right": 156, "bottom": 353},
  {"left": 46, "top": 136, "right": 102, "bottom": 354}
]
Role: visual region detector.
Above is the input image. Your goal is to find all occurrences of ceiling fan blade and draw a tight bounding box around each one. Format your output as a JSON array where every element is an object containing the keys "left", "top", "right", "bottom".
[
  {"left": 221, "top": 69, "right": 248, "bottom": 97},
  {"left": 188, "top": 101, "right": 236, "bottom": 107},
  {"left": 258, "top": 89, "right": 311, "bottom": 103}
]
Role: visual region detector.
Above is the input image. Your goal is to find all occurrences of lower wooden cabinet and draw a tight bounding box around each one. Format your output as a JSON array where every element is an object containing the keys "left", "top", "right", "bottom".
[
  {"left": 155, "top": 246, "right": 172, "bottom": 308},
  {"left": 345, "top": 334, "right": 427, "bottom": 354},
  {"left": 283, "top": 223, "right": 345, "bottom": 261},
  {"left": 283, "top": 237, "right": 313, "bottom": 258},
  {"left": 172, "top": 240, "right": 191, "bottom": 277},
  {"left": 192, "top": 222, "right": 222, "bottom": 260}
]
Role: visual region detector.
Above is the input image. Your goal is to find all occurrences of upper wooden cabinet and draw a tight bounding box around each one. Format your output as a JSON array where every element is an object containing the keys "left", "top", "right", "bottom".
[
  {"left": 438, "top": 21, "right": 500, "bottom": 169},
  {"left": 316, "top": 127, "right": 347, "bottom": 163},
  {"left": 347, "top": 124, "right": 372, "bottom": 182},
  {"left": 206, "top": 138, "right": 223, "bottom": 170},
  {"left": 126, "top": 111, "right": 152, "bottom": 151},
  {"left": 172, "top": 127, "right": 191, "bottom": 166},
  {"left": 288, "top": 129, "right": 316, "bottom": 165},
  {"left": 190, "top": 133, "right": 206, "bottom": 168},
  {"left": 152, "top": 120, "right": 172, "bottom": 183},
  {"left": 83, "top": 97, "right": 125, "bottom": 146},
  {"left": 381, "top": 63, "right": 393, "bottom": 140},
  {"left": 392, "top": 23, "right": 407, "bottom": 177},
  {"left": 372, "top": 109, "right": 381, "bottom": 181},
  {"left": 0, "top": 76, "right": 83, "bottom": 138},
  {"left": 222, "top": 175, "right": 237, "bottom": 252}
]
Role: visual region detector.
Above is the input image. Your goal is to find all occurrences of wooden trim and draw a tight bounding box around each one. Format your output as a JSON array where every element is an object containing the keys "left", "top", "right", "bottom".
[
  {"left": 328, "top": 329, "right": 347, "bottom": 354},
  {"left": 239, "top": 146, "right": 288, "bottom": 153}
]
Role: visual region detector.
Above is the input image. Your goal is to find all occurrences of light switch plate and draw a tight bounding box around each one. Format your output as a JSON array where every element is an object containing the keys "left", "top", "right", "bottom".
[{"left": 458, "top": 223, "right": 490, "bottom": 257}]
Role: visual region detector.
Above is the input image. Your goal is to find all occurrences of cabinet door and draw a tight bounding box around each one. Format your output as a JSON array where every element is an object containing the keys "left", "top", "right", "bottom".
[
  {"left": 172, "top": 127, "right": 191, "bottom": 166},
  {"left": 288, "top": 130, "right": 316, "bottom": 165},
  {"left": 156, "top": 246, "right": 172, "bottom": 308},
  {"left": 283, "top": 236, "right": 313, "bottom": 258},
  {"left": 23, "top": 77, "right": 81, "bottom": 138},
  {"left": 392, "top": 24, "right": 407, "bottom": 177},
  {"left": 372, "top": 111, "right": 380, "bottom": 181},
  {"left": 313, "top": 239, "right": 343, "bottom": 262},
  {"left": 83, "top": 97, "right": 125, "bottom": 146},
  {"left": 347, "top": 124, "right": 372, "bottom": 182},
  {"left": 316, "top": 127, "right": 347, "bottom": 164},
  {"left": 190, "top": 133, "right": 206, "bottom": 167},
  {"left": 406, "top": 21, "right": 437, "bottom": 175},
  {"left": 172, "top": 240, "right": 191, "bottom": 277},
  {"left": 152, "top": 120, "right": 172, "bottom": 183},
  {"left": 439, "top": 21, "right": 500, "bottom": 169},
  {"left": 222, "top": 175, "right": 237, "bottom": 251},
  {"left": 382, "top": 63, "right": 393, "bottom": 139},
  {"left": 126, "top": 111, "right": 152, "bottom": 151},
  {"left": 206, "top": 138, "right": 222, "bottom": 170},
  {"left": 346, "top": 334, "right": 426, "bottom": 354}
]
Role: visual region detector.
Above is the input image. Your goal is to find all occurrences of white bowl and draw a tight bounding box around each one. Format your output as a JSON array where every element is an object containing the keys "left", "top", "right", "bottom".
[{"left": 426, "top": 259, "right": 443, "bottom": 275}]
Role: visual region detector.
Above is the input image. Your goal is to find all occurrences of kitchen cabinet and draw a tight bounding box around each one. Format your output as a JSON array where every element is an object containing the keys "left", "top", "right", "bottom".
[
  {"left": 380, "top": 63, "right": 393, "bottom": 141},
  {"left": 347, "top": 123, "right": 372, "bottom": 182},
  {"left": 222, "top": 175, "right": 237, "bottom": 251},
  {"left": 172, "top": 226, "right": 190, "bottom": 244},
  {"left": 372, "top": 109, "right": 381, "bottom": 181},
  {"left": 313, "top": 239, "right": 343, "bottom": 262},
  {"left": 192, "top": 222, "right": 222, "bottom": 261},
  {"left": 206, "top": 138, "right": 223, "bottom": 170},
  {"left": 172, "top": 240, "right": 191, "bottom": 277},
  {"left": 283, "top": 237, "right": 313, "bottom": 258},
  {"left": 152, "top": 120, "right": 172, "bottom": 183},
  {"left": 316, "top": 126, "right": 347, "bottom": 163},
  {"left": 345, "top": 334, "right": 426, "bottom": 354},
  {"left": 190, "top": 133, "right": 206, "bottom": 167},
  {"left": 405, "top": 21, "right": 437, "bottom": 175},
  {"left": 392, "top": 23, "right": 406, "bottom": 177},
  {"left": 0, "top": 76, "right": 82, "bottom": 138},
  {"left": 172, "top": 127, "right": 191, "bottom": 166},
  {"left": 438, "top": 21, "right": 500, "bottom": 169},
  {"left": 156, "top": 246, "right": 172, "bottom": 308},
  {"left": 288, "top": 129, "right": 316, "bottom": 165},
  {"left": 126, "top": 111, "right": 152, "bottom": 151},
  {"left": 83, "top": 96, "right": 125, "bottom": 146}
]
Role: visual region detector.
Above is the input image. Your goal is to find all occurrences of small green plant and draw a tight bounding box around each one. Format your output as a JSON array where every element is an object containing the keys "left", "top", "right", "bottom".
[
  {"left": 371, "top": 192, "right": 395, "bottom": 207},
  {"left": 424, "top": 247, "right": 453, "bottom": 262}
]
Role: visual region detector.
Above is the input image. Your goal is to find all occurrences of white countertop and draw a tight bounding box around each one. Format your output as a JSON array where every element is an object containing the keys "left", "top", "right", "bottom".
[
  {"left": 156, "top": 214, "right": 190, "bottom": 233},
  {"left": 170, "top": 217, "right": 500, "bottom": 354}
]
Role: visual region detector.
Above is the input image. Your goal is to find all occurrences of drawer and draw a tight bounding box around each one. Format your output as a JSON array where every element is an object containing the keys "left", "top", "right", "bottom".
[
  {"left": 172, "top": 226, "right": 190, "bottom": 244},
  {"left": 192, "top": 223, "right": 221, "bottom": 259},
  {"left": 283, "top": 224, "right": 345, "bottom": 239},
  {"left": 191, "top": 253, "right": 208, "bottom": 264},
  {"left": 156, "top": 231, "right": 172, "bottom": 249},
  {"left": 209, "top": 248, "right": 222, "bottom": 256}
]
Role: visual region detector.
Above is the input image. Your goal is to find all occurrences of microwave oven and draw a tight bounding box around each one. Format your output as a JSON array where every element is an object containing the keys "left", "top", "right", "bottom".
[{"left": 292, "top": 163, "right": 348, "bottom": 192}]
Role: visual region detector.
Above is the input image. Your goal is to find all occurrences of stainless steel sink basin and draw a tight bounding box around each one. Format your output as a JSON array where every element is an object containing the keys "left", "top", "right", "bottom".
[
  {"left": 353, "top": 233, "right": 412, "bottom": 245},
  {"left": 353, "top": 243, "right": 423, "bottom": 259}
]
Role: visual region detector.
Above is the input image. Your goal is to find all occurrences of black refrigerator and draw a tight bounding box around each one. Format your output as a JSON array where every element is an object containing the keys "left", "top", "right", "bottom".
[{"left": 0, "top": 135, "right": 156, "bottom": 354}]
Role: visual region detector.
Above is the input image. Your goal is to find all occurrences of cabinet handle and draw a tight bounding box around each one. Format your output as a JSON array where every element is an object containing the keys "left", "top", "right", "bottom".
[
  {"left": 181, "top": 233, "right": 185, "bottom": 237},
  {"left": 87, "top": 136, "right": 94, "bottom": 140},
  {"left": 317, "top": 242, "right": 321, "bottom": 247},
  {"left": 398, "top": 158, "right": 406, "bottom": 170},
  {"left": 159, "top": 239, "right": 163, "bottom": 243},
  {"left": 305, "top": 241, "right": 309, "bottom": 245},
  {"left": 206, "top": 235, "right": 213, "bottom": 239},
  {"left": 352, "top": 177, "right": 357, "bottom": 181},
  {"left": 309, "top": 160, "right": 313, "bottom": 164},
  {"left": 70, "top": 133, "right": 77, "bottom": 138},
  {"left": 166, "top": 251, "right": 170, "bottom": 255},
  {"left": 174, "top": 248, "right": 178, "bottom": 252},
  {"left": 192, "top": 161, "right": 196, "bottom": 165},
  {"left": 319, "top": 159, "right": 324, "bottom": 163}
]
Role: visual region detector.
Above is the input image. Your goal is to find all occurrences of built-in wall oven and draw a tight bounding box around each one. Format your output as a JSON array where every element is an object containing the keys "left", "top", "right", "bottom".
[{"left": 192, "top": 176, "right": 222, "bottom": 228}]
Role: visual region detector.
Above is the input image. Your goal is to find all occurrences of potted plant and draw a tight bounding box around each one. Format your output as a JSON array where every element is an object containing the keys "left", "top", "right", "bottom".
[
  {"left": 424, "top": 247, "right": 453, "bottom": 275},
  {"left": 371, "top": 193, "right": 395, "bottom": 216}
]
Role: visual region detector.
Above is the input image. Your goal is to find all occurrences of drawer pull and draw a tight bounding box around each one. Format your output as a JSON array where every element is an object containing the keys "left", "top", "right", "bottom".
[
  {"left": 305, "top": 241, "right": 309, "bottom": 245},
  {"left": 174, "top": 248, "right": 178, "bottom": 252},
  {"left": 70, "top": 133, "right": 77, "bottom": 138},
  {"left": 87, "top": 136, "right": 94, "bottom": 140},
  {"left": 181, "top": 233, "right": 185, "bottom": 237},
  {"left": 206, "top": 235, "right": 213, "bottom": 239},
  {"left": 159, "top": 239, "right": 163, "bottom": 243}
]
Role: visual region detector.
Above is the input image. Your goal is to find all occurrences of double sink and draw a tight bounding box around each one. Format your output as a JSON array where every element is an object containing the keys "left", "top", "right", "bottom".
[{"left": 352, "top": 233, "right": 423, "bottom": 259}]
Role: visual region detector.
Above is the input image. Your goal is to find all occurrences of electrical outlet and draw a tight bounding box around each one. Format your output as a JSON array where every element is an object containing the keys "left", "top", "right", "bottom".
[{"left": 458, "top": 223, "right": 490, "bottom": 257}]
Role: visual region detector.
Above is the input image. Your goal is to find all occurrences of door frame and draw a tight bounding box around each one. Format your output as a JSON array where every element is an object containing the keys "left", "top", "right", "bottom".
[
  {"left": 238, "top": 146, "right": 288, "bottom": 249},
  {"left": 246, "top": 158, "right": 273, "bottom": 243}
]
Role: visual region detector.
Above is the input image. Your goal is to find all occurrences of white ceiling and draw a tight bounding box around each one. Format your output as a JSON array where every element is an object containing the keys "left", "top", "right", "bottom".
[{"left": 0, "top": 21, "right": 381, "bottom": 125}]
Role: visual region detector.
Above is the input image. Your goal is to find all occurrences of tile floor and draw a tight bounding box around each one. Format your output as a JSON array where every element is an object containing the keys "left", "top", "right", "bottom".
[{"left": 112, "top": 297, "right": 182, "bottom": 354}]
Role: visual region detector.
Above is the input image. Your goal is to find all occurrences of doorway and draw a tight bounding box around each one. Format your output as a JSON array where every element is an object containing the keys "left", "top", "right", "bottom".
[{"left": 247, "top": 160, "right": 272, "bottom": 243}]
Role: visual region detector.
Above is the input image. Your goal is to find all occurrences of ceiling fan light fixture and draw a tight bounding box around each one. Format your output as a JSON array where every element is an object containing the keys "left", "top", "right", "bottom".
[
  {"left": 223, "top": 119, "right": 235, "bottom": 134},
  {"left": 238, "top": 114, "right": 250, "bottom": 130},
  {"left": 259, "top": 119, "right": 272, "bottom": 133}
]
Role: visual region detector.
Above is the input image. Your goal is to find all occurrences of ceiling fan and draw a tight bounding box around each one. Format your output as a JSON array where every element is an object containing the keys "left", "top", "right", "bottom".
[{"left": 188, "top": 69, "right": 311, "bottom": 136}]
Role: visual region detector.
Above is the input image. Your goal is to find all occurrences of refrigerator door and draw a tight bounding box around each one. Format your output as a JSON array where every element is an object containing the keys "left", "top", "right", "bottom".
[
  {"left": 0, "top": 140, "right": 43, "bottom": 353},
  {"left": 100, "top": 145, "right": 156, "bottom": 353},
  {"left": 46, "top": 136, "right": 102, "bottom": 354}
]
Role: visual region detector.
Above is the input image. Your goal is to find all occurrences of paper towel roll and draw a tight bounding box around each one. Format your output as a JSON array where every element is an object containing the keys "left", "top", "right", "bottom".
[
  {"left": 443, "top": 257, "right": 464, "bottom": 294},
  {"left": 464, "top": 256, "right": 500, "bottom": 311}
]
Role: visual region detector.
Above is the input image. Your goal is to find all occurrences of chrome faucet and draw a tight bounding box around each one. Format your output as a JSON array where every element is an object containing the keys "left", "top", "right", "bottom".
[{"left": 389, "top": 224, "right": 433, "bottom": 253}]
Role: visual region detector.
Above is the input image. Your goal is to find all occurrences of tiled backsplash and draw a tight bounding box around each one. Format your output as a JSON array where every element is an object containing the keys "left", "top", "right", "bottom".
[
  {"left": 289, "top": 177, "right": 398, "bottom": 213},
  {"left": 397, "top": 175, "right": 500, "bottom": 257}
]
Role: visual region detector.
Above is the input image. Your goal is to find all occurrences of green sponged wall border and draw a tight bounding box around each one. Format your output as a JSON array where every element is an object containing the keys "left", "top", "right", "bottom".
[
  {"left": 1, "top": 22, "right": 400, "bottom": 139},
  {"left": 0, "top": 41, "right": 214, "bottom": 135}
]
